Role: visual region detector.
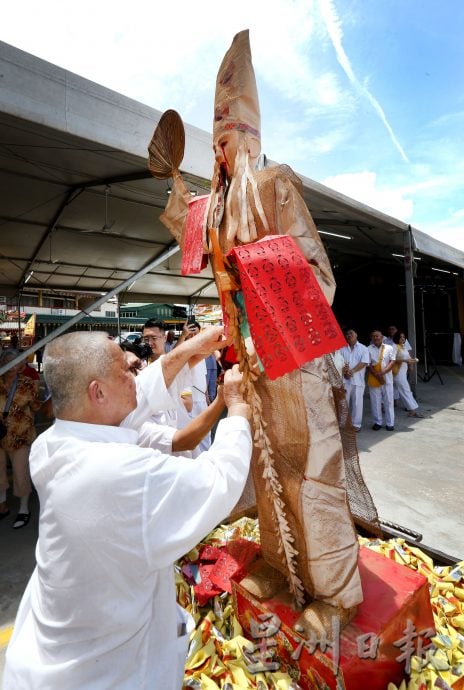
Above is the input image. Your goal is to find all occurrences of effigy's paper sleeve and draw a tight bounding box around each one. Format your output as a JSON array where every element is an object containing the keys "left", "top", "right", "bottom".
[{"left": 180, "top": 194, "right": 210, "bottom": 275}]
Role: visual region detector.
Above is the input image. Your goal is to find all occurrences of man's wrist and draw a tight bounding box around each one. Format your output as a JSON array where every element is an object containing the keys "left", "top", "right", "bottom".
[{"left": 227, "top": 402, "right": 251, "bottom": 420}]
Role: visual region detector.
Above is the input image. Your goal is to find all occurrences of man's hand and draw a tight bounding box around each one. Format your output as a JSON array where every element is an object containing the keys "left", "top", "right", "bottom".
[
  {"left": 224, "top": 364, "right": 251, "bottom": 420},
  {"left": 342, "top": 362, "right": 352, "bottom": 379},
  {"left": 161, "top": 326, "right": 229, "bottom": 389},
  {"left": 181, "top": 321, "right": 199, "bottom": 341},
  {"left": 180, "top": 390, "right": 193, "bottom": 414},
  {"left": 186, "top": 326, "right": 231, "bottom": 367},
  {"left": 223, "top": 364, "right": 245, "bottom": 406}
]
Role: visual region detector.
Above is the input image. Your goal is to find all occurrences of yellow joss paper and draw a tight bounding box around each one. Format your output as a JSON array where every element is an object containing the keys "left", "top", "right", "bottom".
[
  {"left": 187, "top": 628, "right": 204, "bottom": 659},
  {"left": 429, "top": 647, "right": 451, "bottom": 671},
  {"left": 186, "top": 547, "right": 200, "bottom": 562},
  {"left": 230, "top": 614, "right": 243, "bottom": 639},
  {"left": 223, "top": 659, "right": 255, "bottom": 686},
  {"left": 199, "top": 674, "right": 220, "bottom": 690},
  {"left": 221, "top": 635, "right": 250, "bottom": 659},
  {"left": 270, "top": 674, "right": 299, "bottom": 689},
  {"left": 409, "top": 656, "right": 424, "bottom": 674},
  {"left": 407, "top": 545, "right": 435, "bottom": 569},
  {"left": 435, "top": 581, "right": 454, "bottom": 592},
  {"left": 393, "top": 544, "right": 411, "bottom": 564},
  {"left": 178, "top": 518, "right": 464, "bottom": 690},
  {"left": 443, "top": 563, "right": 464, "bottom": 582},
  {"left": 185, "top": 638, "right": 216, "bottom": 671},
  {"left": 388, "top": 681, "right": 407, "bottom": 690}
]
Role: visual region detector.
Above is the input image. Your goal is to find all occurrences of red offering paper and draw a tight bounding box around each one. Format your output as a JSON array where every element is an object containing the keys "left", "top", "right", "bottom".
[
  {"left": 198, "top": 544, "right": 223, "bottom": 562},
  {"left": 210, "top": 539, "right": 260, "bottom": 594},
  {"left": 225, "top": 538, "right": 261, "bottom": 563},
  {"left": 193, "top": 563, "right": 223, "bottom": 606},
  {"left": 228, "top": 235, "right": 346, "bottom": 380},
  {"left": 181, "top": 195, "right": 209, "bottom": 275}
]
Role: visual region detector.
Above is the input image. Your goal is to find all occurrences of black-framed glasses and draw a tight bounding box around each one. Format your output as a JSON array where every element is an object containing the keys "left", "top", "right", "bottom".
[{"left": 143, "top": 335, "right": 164, "bottom": 344}]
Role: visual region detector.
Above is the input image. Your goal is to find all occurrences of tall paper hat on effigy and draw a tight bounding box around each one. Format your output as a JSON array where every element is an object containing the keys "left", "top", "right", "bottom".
[
  {"left": 208, "top": 30, "right": 269, "bottom": 245},
  {"left": 213, "top": 30, "right": 261, "bottom": 155}
]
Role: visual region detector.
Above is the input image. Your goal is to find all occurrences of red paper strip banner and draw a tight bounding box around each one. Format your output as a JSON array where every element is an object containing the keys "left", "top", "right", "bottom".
[
  {"left": 228, "top": 235, "right": 346, "bottom": 380},
  {"left": 181, "top": 194, "right": 209, "bottom": 275}
]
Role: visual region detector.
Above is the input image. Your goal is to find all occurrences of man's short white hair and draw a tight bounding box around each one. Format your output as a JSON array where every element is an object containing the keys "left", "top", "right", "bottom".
[{"left": 43, "top": 332, "right": 117, "bottom": 416}]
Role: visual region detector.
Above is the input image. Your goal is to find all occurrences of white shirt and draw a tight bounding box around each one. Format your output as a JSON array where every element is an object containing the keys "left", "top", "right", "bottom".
[
  {"left": 137, "top": 419, "right": 194, "bottom": 459},
  {"left": 120, "top": 357, "right": 177, "bottom": 430},
  {"left": 339, "top": 342, "right": 370, "bottom": 386},
  {"left": 138, "top": 418, "right": 178, "bottom": 455},
  {"left": 122, "top": 356, "right": 192, "bottom": 432},
  {"left": 138, "top": 359, "right": 194, "bottom": 455},
  {"left": 367, "top": 342, "right": 396, "bottom": 384},
  {"left": 190, "top": 360, "right": 207, "bottom": 403},
  {"left": 5, "top": 416, "right": 251, "bottom": 690},
  {"left": 136, "top": 359, "right": 196, "bottom": 457}
]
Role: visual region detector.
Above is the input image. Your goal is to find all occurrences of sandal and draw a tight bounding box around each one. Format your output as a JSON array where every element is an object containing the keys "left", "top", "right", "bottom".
[
  {"left": 13, "top": 513, "right": 30, "bottom": 529},
  {"left": 408, "top": 411, "right": 425, "bottom": 418}
]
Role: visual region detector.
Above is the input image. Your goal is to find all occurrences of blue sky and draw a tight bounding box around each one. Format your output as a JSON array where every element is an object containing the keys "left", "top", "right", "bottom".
[{"left": 2, "top": 0, "right": 464, "bottom": 250}]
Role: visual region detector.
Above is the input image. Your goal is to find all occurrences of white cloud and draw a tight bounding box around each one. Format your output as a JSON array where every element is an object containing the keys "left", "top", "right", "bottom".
[
  {"left": 322, "top": 172, "right": 464, "bottom": 252},
  {"left": 1, "top": 0, "right": 352, "bottom": 129},
  {"left": 2, "top": 0, "right": 462, "bottom": 251},
  {"left": 418, "top": 210, "right": 464, "bottom": 252},
  {"left": 322, "top": 171, "right": 414, "bottom": 220},
  {"left": 317, "top": 0, "right": 409, "bottom": 163}
]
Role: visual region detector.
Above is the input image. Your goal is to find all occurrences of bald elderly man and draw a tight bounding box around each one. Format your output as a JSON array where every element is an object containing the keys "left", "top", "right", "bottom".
[{"left": 4, "top": 330, "right": 252, "bottom": 690}]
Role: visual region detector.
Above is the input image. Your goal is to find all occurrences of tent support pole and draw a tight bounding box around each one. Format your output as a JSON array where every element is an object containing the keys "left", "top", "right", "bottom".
[{"left": 404, "top": 225, "right": 417, "bottom": 392}]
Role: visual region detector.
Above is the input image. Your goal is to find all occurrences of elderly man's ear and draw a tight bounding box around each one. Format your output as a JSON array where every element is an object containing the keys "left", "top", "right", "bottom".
[{"left": 88, "top": 380, "right": 107, "bottom": 406}]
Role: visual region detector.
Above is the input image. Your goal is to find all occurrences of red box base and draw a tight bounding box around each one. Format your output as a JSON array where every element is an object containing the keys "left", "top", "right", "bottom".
[{"left": 233, "top": 546, "right": 435, "bottom": 690}]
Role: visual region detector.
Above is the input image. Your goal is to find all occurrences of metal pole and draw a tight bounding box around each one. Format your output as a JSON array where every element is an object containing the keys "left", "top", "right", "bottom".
[
  {"left": 420, "top": 290, "right": 429, "bottom": 377},
  {"left": 0, "top": 242, "right": 180, "bottom": 376},
  {"left": 116, "top": 294, "right": 121, "bottom": 338},
  {"left": 17, "top": 291, "right": 22, "bottom": 349},
  {"left": 403, "top": 226, "right": 417, "bottom": 391}
]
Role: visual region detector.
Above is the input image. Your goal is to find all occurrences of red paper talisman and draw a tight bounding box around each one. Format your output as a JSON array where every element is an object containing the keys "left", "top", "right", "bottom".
[
  {"left": 209, "top": 539, "right": 260, "bottom": 594},
  {"left": 181, "top": 194, "right": 209, "bottom": 275},
  {"left": 228, "top": 235, "right": 345, "bottom": 379},
  {"left": 193, "top": 563, "right": 223, "bottom": 606}
]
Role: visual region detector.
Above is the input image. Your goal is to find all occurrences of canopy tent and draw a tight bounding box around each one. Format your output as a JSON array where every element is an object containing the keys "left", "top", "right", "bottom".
[{"left": 1, "top": 40, "right": 463, "bottom": 375}]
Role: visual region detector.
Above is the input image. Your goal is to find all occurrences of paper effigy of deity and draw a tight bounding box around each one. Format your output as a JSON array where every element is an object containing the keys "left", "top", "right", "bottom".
[{"left": 148, "top": 30, "right": 379, "bottom": 634}]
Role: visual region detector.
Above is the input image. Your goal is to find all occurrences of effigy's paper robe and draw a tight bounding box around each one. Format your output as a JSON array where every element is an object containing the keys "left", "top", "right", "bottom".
[
  {"left": 228, "top": 235, "right": 346, "bottom": 379},
  {"left": 181, "top": 195, "right": 209, "bottom": 275}
]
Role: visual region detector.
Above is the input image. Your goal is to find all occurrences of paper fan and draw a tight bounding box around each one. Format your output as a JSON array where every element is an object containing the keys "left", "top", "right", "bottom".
[{"left": 147, "top": 109, "right": 185, "bottom": 179}]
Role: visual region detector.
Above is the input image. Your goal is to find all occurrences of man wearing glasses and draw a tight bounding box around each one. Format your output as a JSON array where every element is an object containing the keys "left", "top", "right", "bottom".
[
  {"left": 142, "top": 319, "right": 195, "bottom": 442},
  {"left": 142, "top": 319, "right": 167, "bottom": 362}
]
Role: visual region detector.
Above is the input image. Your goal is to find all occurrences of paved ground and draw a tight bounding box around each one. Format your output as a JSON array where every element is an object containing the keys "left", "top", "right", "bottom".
[
  {"left": 357, "top": 364, "right": 464, "bottom": 560},
  {"left": 1, "top": 363, "right": 463, "bottom": 679}
]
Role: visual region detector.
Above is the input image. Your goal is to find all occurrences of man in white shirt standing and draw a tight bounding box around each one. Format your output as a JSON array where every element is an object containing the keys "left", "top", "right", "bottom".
[
  {"left": 339, "top": 327, "right": 369, "bottom": 432},
  {"left": 142, "top": 318, "right": 194, "bottom": 431},
  {"left": 4, "top": 329, "right": 252, "bottom": 690},
  {"left": 176, "top": 320, "right": 211, "bottom": 453},
  {"left": 367, "top": 329, "right": 397, "bottom": 431}
]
